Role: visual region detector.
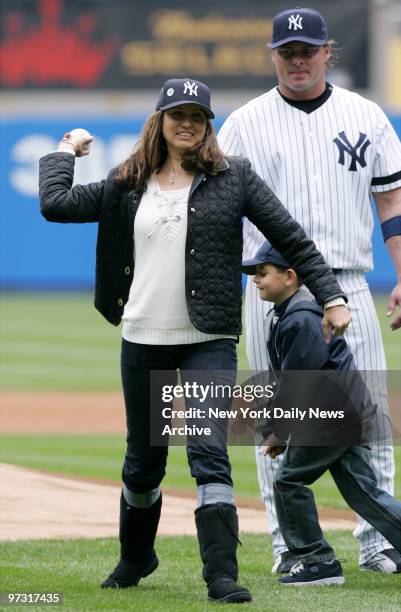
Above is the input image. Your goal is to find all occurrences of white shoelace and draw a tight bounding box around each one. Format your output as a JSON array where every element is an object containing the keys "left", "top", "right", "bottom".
[
  {"left": 146, "top": 190, "right": 186, "bottom": 240},
  {"left": 289, "top": 560, "right": 304, "bottom": 575},
  {"left": 146, "top": 214, "right": 182, "bottom": 239}
]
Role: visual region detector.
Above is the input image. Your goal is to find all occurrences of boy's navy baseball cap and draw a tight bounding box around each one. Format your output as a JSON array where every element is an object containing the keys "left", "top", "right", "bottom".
[
  {"left": 242, "top": 241, "right": 290, "bottom": 275},
  {"left": 269, "top": 7, "right": 328, "bottom": 48},
  {"left": 155, "top": 78, "right": 214, "bottom": 118}
]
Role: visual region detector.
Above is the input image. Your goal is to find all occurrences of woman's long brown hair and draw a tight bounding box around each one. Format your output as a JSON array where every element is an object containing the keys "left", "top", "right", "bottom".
[{"left": 115, "top": 110, "right": 226, "bottom": 191}]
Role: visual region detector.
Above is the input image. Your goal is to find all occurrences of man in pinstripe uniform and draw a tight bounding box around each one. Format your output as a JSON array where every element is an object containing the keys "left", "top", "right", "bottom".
[{"left": 218, "top": 7, "right": 401, "bottom": 574}]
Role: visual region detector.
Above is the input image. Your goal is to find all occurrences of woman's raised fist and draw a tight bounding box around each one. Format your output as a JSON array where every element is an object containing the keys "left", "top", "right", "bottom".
[{"left": 58, "top": 128, "right": 94, "bottom": 156}]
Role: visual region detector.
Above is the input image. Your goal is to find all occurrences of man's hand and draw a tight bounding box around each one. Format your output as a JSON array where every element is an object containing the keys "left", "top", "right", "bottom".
[
  {"left": 262, "top": 433, "right": 287, "bottom": 458},
  {"left": 58, "top": 128, "right": 94, "bottom": 157},
  {"left": 322, "top": 305, "right": 351, "bottom": 343},
  {"left": 263, "top": 444, "right": 286, "bottom": 458},
  {"left": 387, "top": 282, "right": 401, "bottom": 331}
]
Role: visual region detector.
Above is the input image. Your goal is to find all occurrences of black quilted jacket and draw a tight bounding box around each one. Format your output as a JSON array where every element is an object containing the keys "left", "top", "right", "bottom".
[{"left": 39, "top": 152, "right": 346, "bottom": 333}]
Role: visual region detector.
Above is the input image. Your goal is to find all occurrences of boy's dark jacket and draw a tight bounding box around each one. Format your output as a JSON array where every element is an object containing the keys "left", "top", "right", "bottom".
[{"left": 260, "top": 287, "right": 375, "bottom": 446}]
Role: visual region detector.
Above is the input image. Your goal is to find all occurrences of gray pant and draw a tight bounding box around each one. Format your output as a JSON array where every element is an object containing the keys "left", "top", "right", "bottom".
[{"left": 273, "top": 445, "right": 401, "bottom": 564}]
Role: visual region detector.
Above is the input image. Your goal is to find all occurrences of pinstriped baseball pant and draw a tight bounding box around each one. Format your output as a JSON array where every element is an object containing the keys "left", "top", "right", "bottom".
[{"left": 246, "top": 271, "right": 395, "bottom": 565}]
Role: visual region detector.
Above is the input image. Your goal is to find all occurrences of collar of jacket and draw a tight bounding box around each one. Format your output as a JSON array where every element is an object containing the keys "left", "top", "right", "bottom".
[
  {"left": 126, "top": 189, "right": 143, "bottom": 236},
  {"left": 265, "top": 286, "right": 315, "bottom": 369},
  {"left": 189, "top": 158, "right": 230, "bottom": 199},
  {"left": 265, "top": 288, "right": 313, "bottom": 340}
]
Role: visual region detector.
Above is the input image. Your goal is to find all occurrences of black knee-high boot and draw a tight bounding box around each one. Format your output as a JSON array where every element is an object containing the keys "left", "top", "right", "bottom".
[
  {"left": 195, "top": 503, "right": 252, "bottom": 603},
  {"left": 101, "top": 491, "right": 162, "bottom": 588}
]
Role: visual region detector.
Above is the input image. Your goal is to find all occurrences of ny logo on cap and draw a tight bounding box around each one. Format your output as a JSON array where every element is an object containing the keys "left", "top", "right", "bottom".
[
  {"left": 288, "top": 14, "right": 303, "bottom": 30},
  {"left": 333, "top": 131, "right": 371, "bottom": 171},
  {"left": 183, "top": 81, "right": 198, "bottom": 96}
]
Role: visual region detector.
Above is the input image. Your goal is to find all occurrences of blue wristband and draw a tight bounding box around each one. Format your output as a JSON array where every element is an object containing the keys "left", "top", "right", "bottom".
[{"left": 381, "top": 215, "right": 401, "bottom": 242}]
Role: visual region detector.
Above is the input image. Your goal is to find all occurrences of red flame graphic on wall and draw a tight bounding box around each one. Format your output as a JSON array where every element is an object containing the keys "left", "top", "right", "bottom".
[{"left": 0, "top": 0, "right": 120, "bottom": 86}]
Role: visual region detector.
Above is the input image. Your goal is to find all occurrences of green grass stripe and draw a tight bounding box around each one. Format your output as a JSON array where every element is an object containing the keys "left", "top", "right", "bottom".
[
  {"left": 1, "top": 435, "right": 400, "bottom": 508},
  {"left": 2, "top": 339, "right": 120, "bottom": 360},
  {"left": 1, "top": 534, "right": 401, "bottom": 611},
  {"left": 1, "top": 293, "right": 399, "bottom": 390}
]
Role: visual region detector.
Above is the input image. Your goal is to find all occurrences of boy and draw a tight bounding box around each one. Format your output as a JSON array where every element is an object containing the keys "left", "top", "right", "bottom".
[{"left": 242, "top": 241, "right": 401, "bottom": 586}]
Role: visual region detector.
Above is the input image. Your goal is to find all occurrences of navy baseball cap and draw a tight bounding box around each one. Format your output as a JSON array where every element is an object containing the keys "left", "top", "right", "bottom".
[
  {"left": 269, "top": 7, "right": 328, "bottom": 48},
  {"left": 242, "top": 241, "right": 290, "bottom": 274},
  {"left": 155, "top": 78, "right": 214, "bottom": 119}
]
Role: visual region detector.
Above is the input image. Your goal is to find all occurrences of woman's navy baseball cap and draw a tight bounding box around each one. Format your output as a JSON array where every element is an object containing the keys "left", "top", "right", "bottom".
[
  {"left": 269, "top": 7, "right": 328, "bottom": 48},
  {"left": 242, "top": 241, "right": 291, "bottom": 275},
  {"left": 155, "top": 78, "right": 215, "bottom": 118}
]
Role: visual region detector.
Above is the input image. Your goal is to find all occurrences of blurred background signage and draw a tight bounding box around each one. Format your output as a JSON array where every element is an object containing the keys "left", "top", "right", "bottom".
[{"left": 0, "top": 0, "right": 369, "bottom": 90}]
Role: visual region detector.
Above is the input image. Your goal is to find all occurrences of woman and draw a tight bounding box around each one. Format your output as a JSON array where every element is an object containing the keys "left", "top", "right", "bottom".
[{"left": 39, "top": 77, "right": 350, "bottom": 603}]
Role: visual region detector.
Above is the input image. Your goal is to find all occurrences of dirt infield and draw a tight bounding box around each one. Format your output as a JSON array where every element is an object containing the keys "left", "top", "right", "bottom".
[
  {"left": 0, "top": 463, "right": 356, "bottom": 541},
  {"left": 0, "top": 391, "right": 125, "bottom": 433},
  {"left": 0, "top": 392, "right": 357, "bottom": 539}
]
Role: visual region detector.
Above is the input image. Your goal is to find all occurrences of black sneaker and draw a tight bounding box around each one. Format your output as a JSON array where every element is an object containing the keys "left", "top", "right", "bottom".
[
  {"left": 101, "top": 555, "right": 159, "bottom": 589},
  {"left": 279, "top": 559, "right": 345, "bottom": 586},
  {"left": 360, "top": 548, "right": 401, "bottom": 574},
  {"left": 271, "top": 551, "right": 300, "bottom": 574}
]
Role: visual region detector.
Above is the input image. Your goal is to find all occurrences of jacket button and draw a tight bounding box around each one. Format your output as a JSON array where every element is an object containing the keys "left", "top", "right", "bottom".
[
  {"left": 117, "top": 298, "right": 124, "bottom": 307},
  {"left": 191, "top": 290, "right": 196, "bottom": 296},
  {"left": 124, "top": 266, "right": 131, "bottom": 275},
  {"left": 190, "top": 207, "right": 195, "bottom": 213},
  {"left": 202, "top": 177, "right": 207, "bottom": 182},
  {"left": 190, "top": 249, "right": 195, "bottom": 255}
]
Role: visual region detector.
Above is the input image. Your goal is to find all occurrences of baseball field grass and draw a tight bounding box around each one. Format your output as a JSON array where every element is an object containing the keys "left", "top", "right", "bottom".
[
  {"left": 0, "top": 291, "right": 400, "bottom": 508},
  {"left": 1, "top": 534, "right": 401, "bottom": 612},
  {"left": 0, "top": 292, "right": 400, "bottom": 390},
  {"left": 1, "top": 293, "right": 401, "bottom": 611},
  {"left": 0, "top": 435, "right": 400, "bottom": 509}
]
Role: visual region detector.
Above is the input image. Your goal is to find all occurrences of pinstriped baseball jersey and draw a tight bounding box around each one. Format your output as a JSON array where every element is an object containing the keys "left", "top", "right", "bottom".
[
  {"left": 219, "top": 84, "right": 399, "bottom": 562},
  {"left": 218, "top": 84, "right": 401, "bottom": 271}
]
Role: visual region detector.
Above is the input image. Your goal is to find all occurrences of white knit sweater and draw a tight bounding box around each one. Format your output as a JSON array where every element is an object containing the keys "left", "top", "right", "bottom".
[{"left": 122, "top": 176, "right": 234, "bottom": 345}]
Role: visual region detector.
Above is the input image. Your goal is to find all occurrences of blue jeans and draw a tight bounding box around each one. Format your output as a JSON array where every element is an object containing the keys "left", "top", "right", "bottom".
[
  {"left": 120, "top": 338, "right": 237, "bottom": 494},
  {"left": 273, "top": 445, "right": 401, "bottom": 563}
]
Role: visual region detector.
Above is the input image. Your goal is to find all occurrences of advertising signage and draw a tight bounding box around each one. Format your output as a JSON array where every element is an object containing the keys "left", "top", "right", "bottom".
[
  {"left": 0, "top": 0, "right": 368, "bottom": 90},
  {"left": 1, "top": 115, "right": 398, "bottom": 290}
]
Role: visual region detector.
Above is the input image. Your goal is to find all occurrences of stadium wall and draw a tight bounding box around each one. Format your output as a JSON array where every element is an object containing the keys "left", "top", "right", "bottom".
[{"left": 1, "top": 114, "right": 400, "bottom": 291}]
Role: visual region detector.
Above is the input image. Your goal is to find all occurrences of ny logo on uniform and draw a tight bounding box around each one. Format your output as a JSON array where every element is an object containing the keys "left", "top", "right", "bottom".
[
  {"left": 333, "top": 131, "right": 371, "bottom": 171},
  {"left": 183, "top": 81, "right": 198, "bottom": 96},
  {"left": 288, "top": 14, "right": 303, "bottom": 30}
]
